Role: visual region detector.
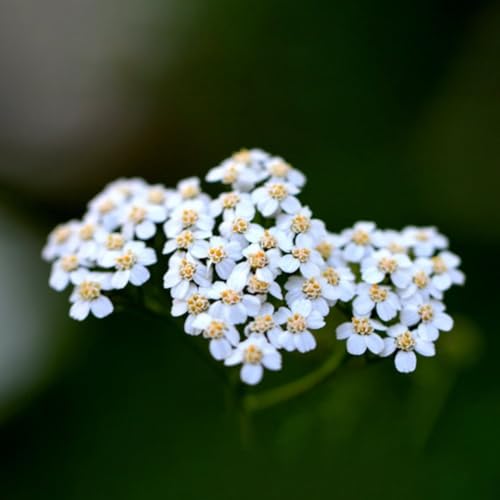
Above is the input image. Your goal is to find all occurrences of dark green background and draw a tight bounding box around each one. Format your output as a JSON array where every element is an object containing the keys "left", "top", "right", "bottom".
[{"left": 0, "top": 1, "right": 498, "bottom": 499}]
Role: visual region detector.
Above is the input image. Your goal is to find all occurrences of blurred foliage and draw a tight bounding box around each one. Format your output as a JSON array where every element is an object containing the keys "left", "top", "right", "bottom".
[{"left": 0, "top": 0, "right": 499, "bottom": 499}]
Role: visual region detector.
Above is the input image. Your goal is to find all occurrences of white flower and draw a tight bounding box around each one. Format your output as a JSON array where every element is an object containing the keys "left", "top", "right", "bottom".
[
  {"left": 225, "top": 335, "right": 282, "bottom": 385},
  {"left": 87, "top": 178, "right": 146, "bottom": 230},
  {"left": 207, "top": 271, "right": 261, "bottom": 325},
  {"left": 319, "top": 265, "right": 356, "bottom": 302},
  {"left": 206, "top": 149, "right": 268, "bottom": 191},
  {"left": 163, "top": 200, "right": 214, "bottom": 238},
  {"left": 336, "top": 316, "right": 386, "bottom": 355},
  {"left": 189, "top": 236, "right": 243, "bottom": 280},
  {"left": 403, "top": 226, "right": 448, "bottom": 258},
  {"left": 284, "top": 274, "right": 338, "bottom": 316},
  {"left": 244, "top": 303, "right": 282, "bottom": 347},
  {"left": 252, "top": 181, "right": 301, "bottom": 217},
  {"left": 168, "top": 177, "right": 210, "bottom": 208},
  {"left": 400, "top": 296, "right": 453, "bottom": 341},
  {"left": 163, "top": 252, "right": 212, "bottom": 299},
  {"left": 69, "top": 270, "right": 114, "bottom": 321},
  {"left": 381, "top": 324, "right": 435, "bottom": 373},
  {"left": 99, "top": 241, "right": 157, "bottom": 289},
  {"left": 361, "top": 249, "right": 412, "bottom": 288},
  {"left": 246, "top": 273, "right": 283, "bottom": 300},
  {"left": 120, "top": 201, "right": 167, "bottom": 240},
  {"left": 49, "top": 253, "right": 89, "bottom": 291},
  {"left": 314, "top": 233, "right": 348, "bottom": 266},
  {"left": 372, "top": 229, "right": 412, "bottom": 254},
  {"left": 192, "top": 313, "right": 240, "bottom": 360},
  {"left": 171, "top": 285, "right": 210, "bottom": 335},
  {"left": 210, "top": 191, "right": 255, "bottom": 220},
  {"left": 265, "top": 157, "right": 306, "bottom": 188},
  {"left": 245, "top": 225, "right": 294, "bottom": 253},
  {"left": 274, "top": 299, "right": 325, "bottom": 353},
  {"left": 73, "top": 218, "right": 107, "bottom": 261},
  {"left": 277, "top": 207, "right": 326, "bottom": 242},
  {"left": 342, "top": 221, "right": 377, "bottom": 263},
  {"left": 42, "top": 221, "right": 79, "bottom": 261},
  {"left": 352, "top": 283, "right": 400, "bottom": 321},
  {"left": 430, "top": 251, "right": 465, "bottom": 291},
  {"left": 400, "top": 258, "right": 443, "bottom": 300},
  {"left": 279, "top": 234, "right": 324, "bottom": 277},
  {"left": 163, "top": 228, "right": 211, "bottom": 255},
  {"left": 229, "top": 243, "right": 281, "bottom": 289},
  {"left": 218, "top": 215, "right": 260, "bottom": 245}
]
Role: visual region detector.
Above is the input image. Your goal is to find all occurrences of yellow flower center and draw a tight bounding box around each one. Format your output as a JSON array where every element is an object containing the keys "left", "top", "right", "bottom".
[
  {"left": 250, "top": 314, "right": 275, "bottom": 334},
  {"left": 396, "top": 331, "right": 416, "bottom": 351},
  {"left": 269, "top": 161, "right": 290, "bottom": 178},
  {"left": 413, "top": 271, "right": 429, "bottom": 289},
  {"left": 208, "top": 246, "right": 226, "bottom": 263},
  {"left": 179, "top": 259, "right": 196, "bottom": 280},
  {"left": 316, "top": 241, "right": 332, "bottom": 260},
  {"left": 351, "top": 229, "right": 370, "bottom": 246},
  {"left": 204, "top": 320, "right": 226, "bottom": 339},
  {"left": 181, "top": 209, "right": 199, "bottom": 227},
  {"left": 267, "top": 183, "right": 288, "bottom": 201},
  {"left": 323, "top": 267, "right": 340, "bottom": 286},
  {"left": 176, "top": 230, "right": 194, "bottom": 249},
  {"left": 129, "top": 206, "right": 146, "bottom": 224},
  {"left": 387, "top": 242, "right": 406, "bottom": 254},
  {"left": 378, "top": 257, "right": 398, "bottom": 274},
  {"left": 287, "top": 313, "right": 307, "bottom": 333},
  {"left": 232, "top": 149, "right": 251, "bottom": 164},
  {"left": 54, "top": 225, "right": 71, "bottom": 244},
  {"left": 415, "top": 231, "right": 429, "bottom": 242},
  {"left": 61, "top": 254, "right": 79, "bottom": 272},
  {"left": 302, "top": 278, "right": 322, "bottom": 299},
  {"left": 148, "top": 188, "right": 165, "bottom": 204},
  {"left": 79, "top": 223, "right": 95, "bottom": 241},
  {"left": 369, "top": 284, "right": 388, "bottom": 302},
  {"left": 352, "top": 317, "right": 373, "bottom": 335},
  {"left": 249, "top": 250, "right": 268, "bottom": 269},
  {"left": 418, "top": 304, "right": 434, "bottom": 322},
  {"left": 260, "top": 230, "right": 277, "bottom": 249},
  {"left": 291, "top": 214, "right": 311, "bottom": 234},
  {"left": 221, "top": 289, "right": 242, "bottom": 305},
  {"left": 79, "top": 281, "right": 101, "bottom": 301},
  {"left": 115, "top": 250, "right": 136, "bottom": 270},
  {"left": 432, "top": 256, "right": 447, "bottom": 274},
  {"left": 222, "top": 192, "right": 240, "bottom": 209},
  {"left": 187, "top": 294, "right": 209, "bottom": 315},
  {"left": 232, "top": 218, "right": 248, "bottom": 234},
  {"left": 180, "top": 184, "right": 199, "bottom": 199},
  {"left": 222, "top": 166, "right": 239, "bottom": 184},
  {"left": 106, "top": 233, "right": 125, "bottom": 250},
  {"left": 243, "top": 344, "right": 263, "bottom": 364},
  {"left": 248, "top": 275, "right": 270, "bottom": 294},
  {"left": 98, "top": 199, "right": 115, "bottom": 214},
  {"left": 292, "top": 247, "right": 311, "bottom": 263}
]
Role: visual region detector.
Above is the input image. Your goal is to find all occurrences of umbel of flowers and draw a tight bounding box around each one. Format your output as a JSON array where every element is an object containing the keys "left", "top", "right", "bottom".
[{"left": 43, "top": 149, "right": 465, "bottom": 385}]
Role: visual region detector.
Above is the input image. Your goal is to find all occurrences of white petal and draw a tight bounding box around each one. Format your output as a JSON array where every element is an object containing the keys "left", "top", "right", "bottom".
[
  {"left": 241, "top": 363, "right": 264, "bottom": 385},
  {"left": 130, "top": 265, "right": 150, "bottom": 286},
  {"left": 294, "top": 331, "right": 317, "bottom": 353},
  {"left": 112, "top": 270, "right": 130, "bottom": 289},
  {"left": 347, "top": 334, "right": 367, "bottom": 355},
  {"left": 279, "top": 255, "right": 300, "bottom": 273},
  {"left": 69, "top": 301, "right": 90, "bottom": 321},
  {"left": 262, "top": 352, "right": 281, "bottom": 371},
  {"left": 394, "top": 350, "right": 417, "bottom": 373},
  {"left": 90, "top": 296, "right": 113, "bottom": 318},
  {"left": 209, "top": 338, "right": 232, "bottom": 360},
  {"left": 365, "top": 334, "right": 384, "bottom": 354},
  {"left": 136, "top": 220, "right": 156, "bottom": 239}
]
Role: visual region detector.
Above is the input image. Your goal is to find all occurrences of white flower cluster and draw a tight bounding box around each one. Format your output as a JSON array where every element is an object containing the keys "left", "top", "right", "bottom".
[{"left": 43, "top": 148, "right": 465, "bottom": 384}]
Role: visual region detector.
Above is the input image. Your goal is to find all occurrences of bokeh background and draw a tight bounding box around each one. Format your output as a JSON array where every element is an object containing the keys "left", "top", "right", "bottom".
[{"left": 0, "top": 0, "right": 498, "bottom": 498}]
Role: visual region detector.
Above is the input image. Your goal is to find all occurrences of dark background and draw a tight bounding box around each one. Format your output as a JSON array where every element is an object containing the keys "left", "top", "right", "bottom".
[{"left": 0, "top": 1, "right": 498, "bottom": 498}]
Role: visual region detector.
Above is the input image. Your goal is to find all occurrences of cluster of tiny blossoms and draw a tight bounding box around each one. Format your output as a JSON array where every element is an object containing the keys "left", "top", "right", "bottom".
[{"left": 43, "top": 149, "right": 465, "bottom": 384}]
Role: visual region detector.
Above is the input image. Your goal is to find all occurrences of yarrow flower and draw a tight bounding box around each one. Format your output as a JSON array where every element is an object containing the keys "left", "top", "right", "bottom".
[{"left": 43, "top": 148, "right": 465, "bottom": 385}]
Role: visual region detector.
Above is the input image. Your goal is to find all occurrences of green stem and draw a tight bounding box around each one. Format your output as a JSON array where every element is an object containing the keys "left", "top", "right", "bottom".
[{"left": 242, "top": 346, "right": 346, "bottom": 412}]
